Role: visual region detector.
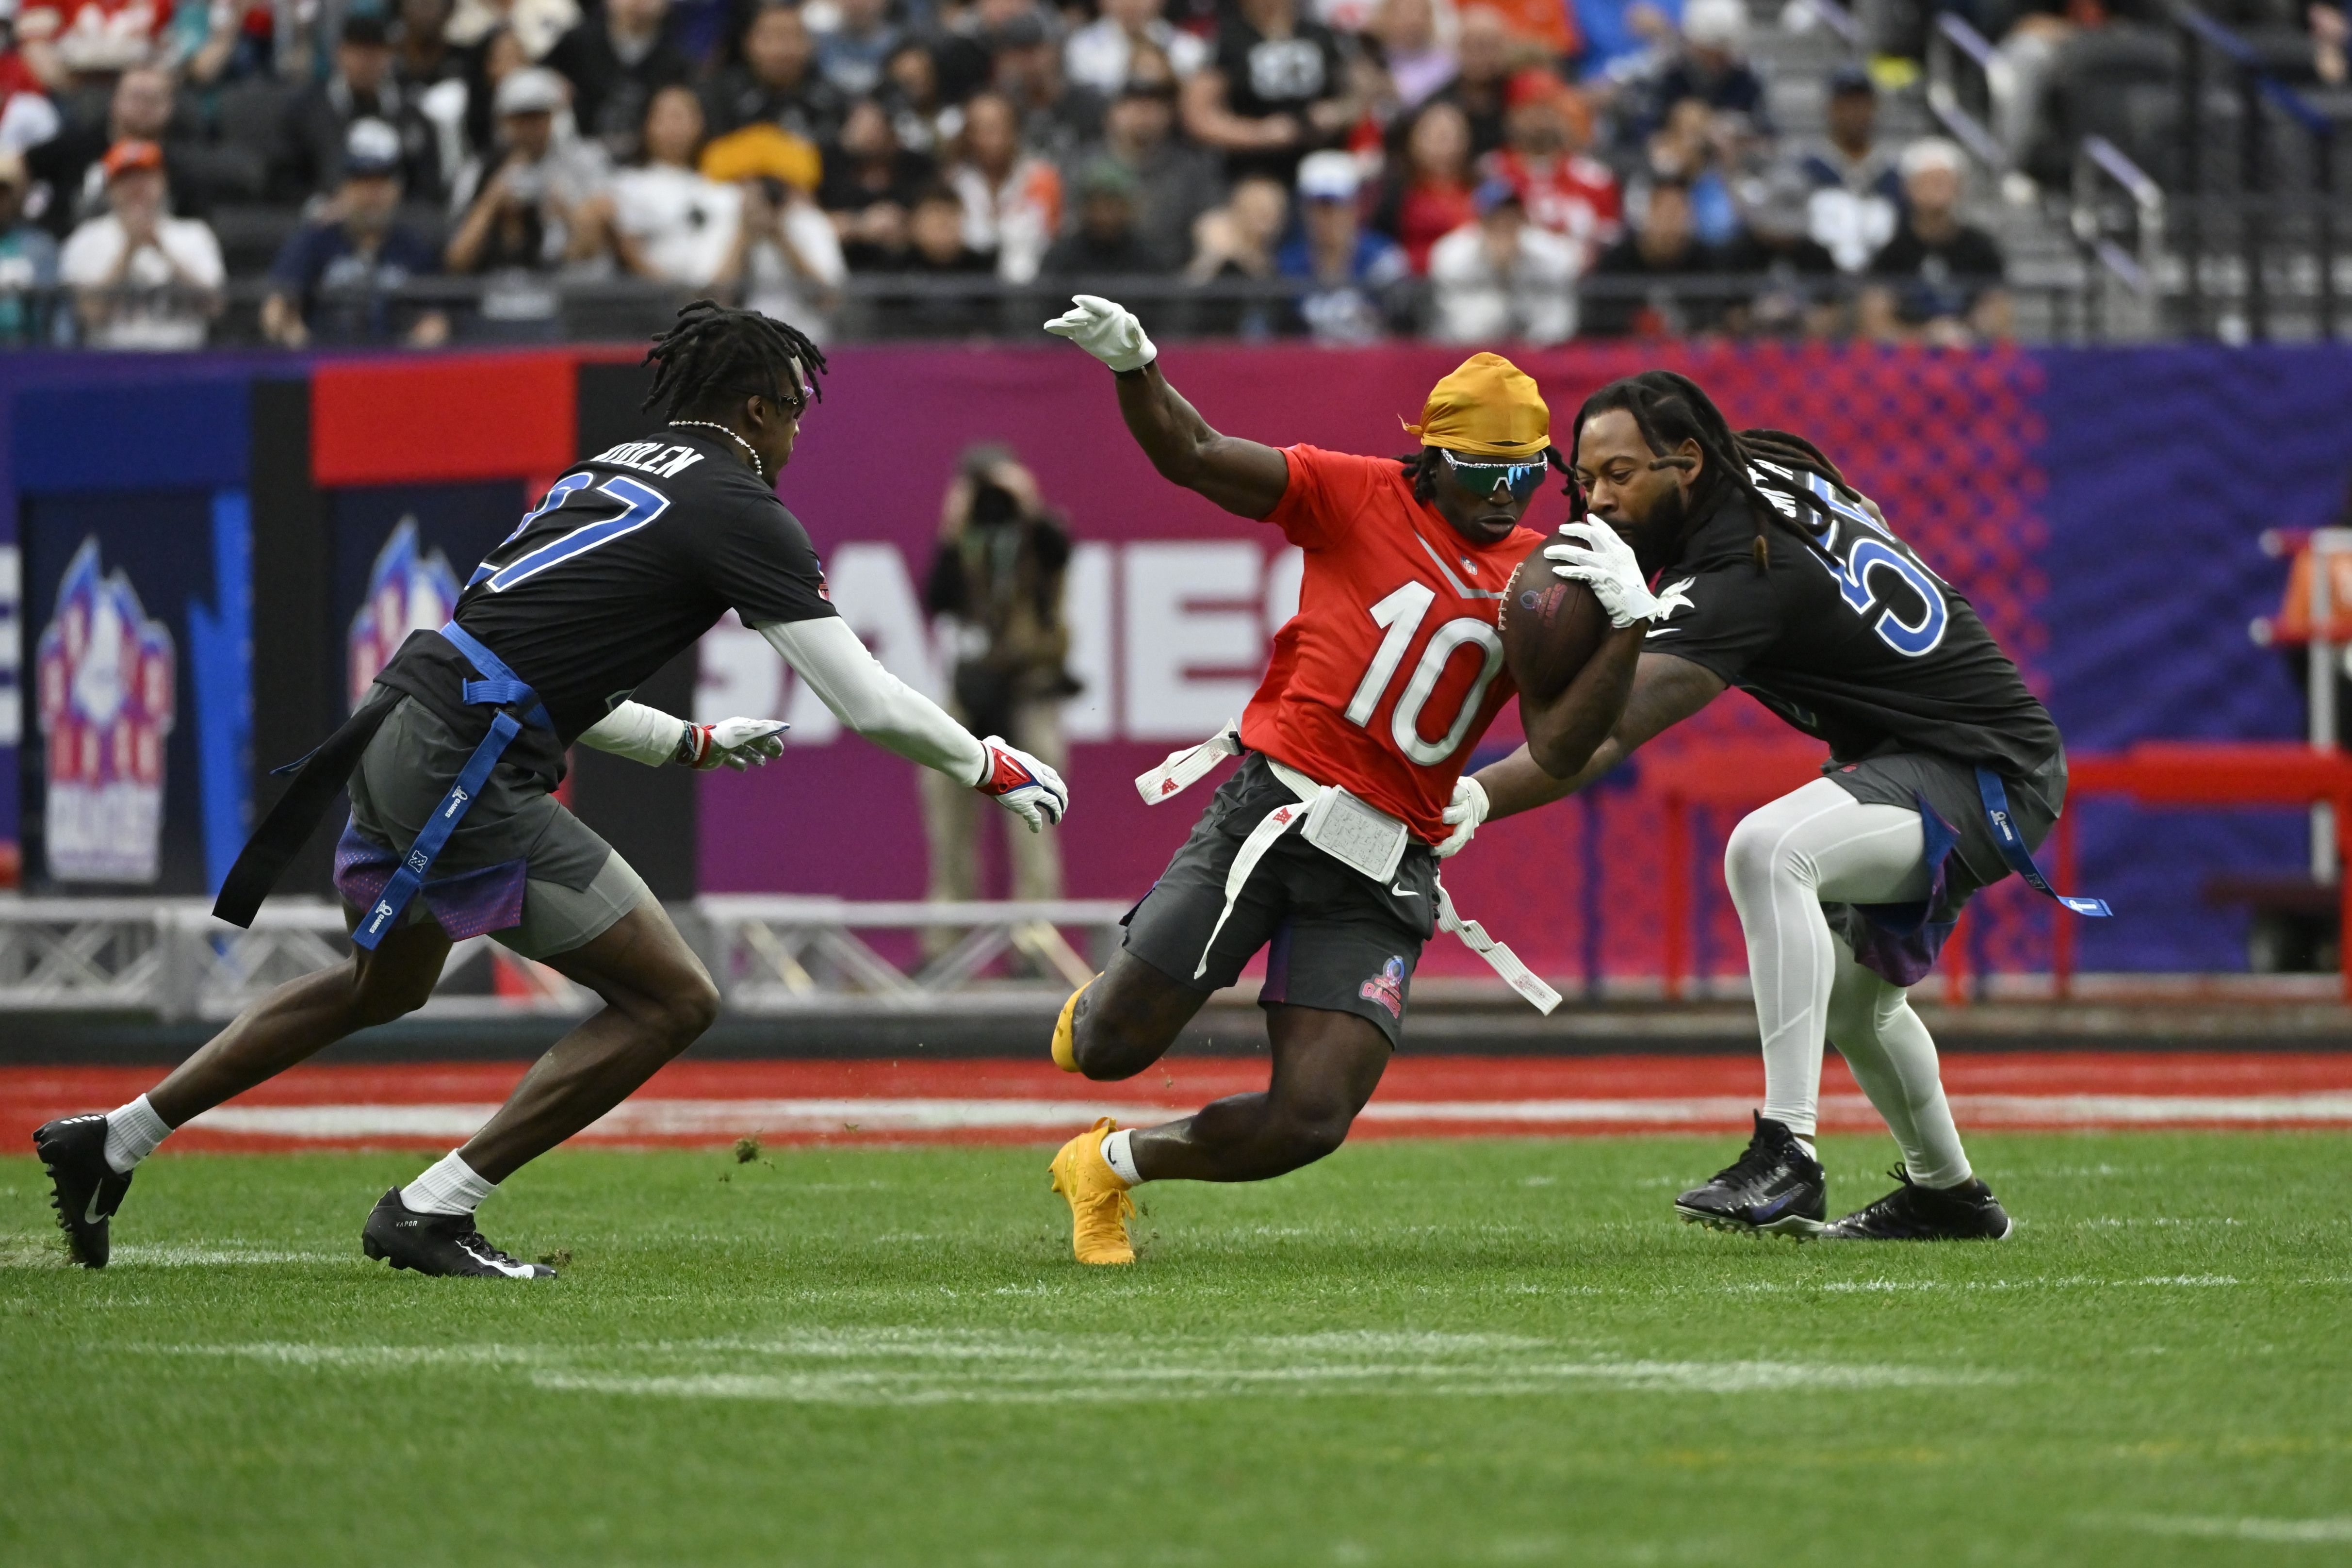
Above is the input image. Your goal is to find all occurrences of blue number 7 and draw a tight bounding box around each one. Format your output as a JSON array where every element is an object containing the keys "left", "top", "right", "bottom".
[{"left": 473, "top": 475, "right": 672, "bottom": 594}]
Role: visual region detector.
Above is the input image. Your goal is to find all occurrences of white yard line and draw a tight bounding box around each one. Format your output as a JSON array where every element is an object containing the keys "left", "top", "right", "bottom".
[{"left": 180, "top": 1091, "right": 2352, "bottom": 1142}]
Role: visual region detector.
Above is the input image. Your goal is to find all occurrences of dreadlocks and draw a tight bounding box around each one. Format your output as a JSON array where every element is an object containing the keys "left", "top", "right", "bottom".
[
  {"left": 642, "top": 300, "right": 829, "bottom": 422},
  {"left": 1568, "top": 372, "right": 1857, "bottom": 572},
  {"left": 1398, "top": 445, "right": 1581, "bottom": 507}
]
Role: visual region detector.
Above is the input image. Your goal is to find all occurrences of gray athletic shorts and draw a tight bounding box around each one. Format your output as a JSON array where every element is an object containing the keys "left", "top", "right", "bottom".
[
  {"left": 1820, "top": 744, "right": 2067, "bottom": 981},
  {"left": 342, "top": 696, "right": 650, "bottom": 960},
  {"left": 1121, "top": 753, "right": 1437, "bottom": 1048}
]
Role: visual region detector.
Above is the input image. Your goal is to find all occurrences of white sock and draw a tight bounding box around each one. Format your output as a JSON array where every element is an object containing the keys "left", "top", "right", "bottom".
[
  {"left": 104, "top": 1095, "right": 172, "bottom": 1174},
  {"left": 400, "top": 1152, "right": 495, "bottom": 1216},
  {"left": 1789, "top": 1132, "right": 1817, "bottom": 1162},
  {"left": 1099, "top": 1128, "right": 1144, "bottom": 1186}
]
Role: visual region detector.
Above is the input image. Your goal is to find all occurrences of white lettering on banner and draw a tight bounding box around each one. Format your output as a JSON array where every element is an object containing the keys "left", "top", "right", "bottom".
[
  {"left": 1123, "top": 541, "right": 1263, "bottom": 741},
  {"left": 695, "top": 612, "right": 781, "bottom": 726},
  {"left": 1063, "top": 542, "right": 1115, "bottom": 741},
  {"left": 694, "top": 539, "right": 1319, "bottom": 749}
]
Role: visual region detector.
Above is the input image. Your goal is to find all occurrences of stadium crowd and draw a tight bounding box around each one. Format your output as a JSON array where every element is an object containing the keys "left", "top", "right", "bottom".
[{"left": 0, "top": 0, "right": 2071, "bottom": 347}]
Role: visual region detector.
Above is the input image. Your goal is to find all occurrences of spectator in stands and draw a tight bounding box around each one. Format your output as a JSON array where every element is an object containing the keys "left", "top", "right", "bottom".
[
  {"left": 870, "top": 184, "right": 998, "bottom": 334},
  {"left": 921, "top": 446, "right": 1075, "bottom": 915},
  {"left": 445, "top": 66, "right": 611, "bottom": 277},
  {"left": 1184, "top": 169, "right": 1287, "bottom": 337},
  {"left": 1428, "top": 177, "right": 1577, "bottom": 344},
  {"left": 1575, "top": 0, "right": 1680, "bottom": 78},
  {"left": 0, "top": 151, "right": 63, "bottom": 346},
  {"left": 816, "top": 0, "right": 899, "bottom": 97},
  {"left": 1071, "top": 81, "right": 1221, "bottom": 270},
  {"left": 545, "top": 0, "right": 693, "bottom": 159},
  {"left": 706, "top": 2, "right": 848, "bottom": 144},
  {"left": 14, "top": 0, "right": 168, "bottom": 90},
  {"left": 1183, "top": 0, "right": 1356, "bottom": 183},
  {"left": 1798, "top": 65, "right": 1900, "bottom": 272},
  {"left": 1041, "top": 158, "right": 1169, "bottom": 276},
  {"left": 992, "top": 10, "right": 1105, "bottom": 158},
  {"left": 1580, "top": 175, "right": 1719, "bottom": 337},
  {"left": 1279, "top": 148, "right": 1409, "bottom": 343},
  {"left": 882, "top": 39, "right": 956, "bottom": 156},
  {"left": 1643, "top": 96, "right": 1743, "bottom": 247},
  {"left": 1861, "top": 137, "right": 2009, "bottom": 344},
  {"left": 27, "top": 65, "right": 223, "bottom": 239},
  {"left": 701, "top": 120, "right": 847, "bottom": 338},
  {"left": 819, "top": 94, "right": 935, "bottom": 269},
  {"left": 2317, "top": 2, "right": 2348, "bottom": 82},
  {"left": 1429, "top": 6, "right": 1519, "bottom": 158},
  {"left": 1718, "top": 162, "right": 1840, "bottom": 337},
  {"left": 1484, "top": 69, "right": 1619, "bottom": 268},
  {"left": 1486, "top": 0, "right": 1583, "bottom": 65},
  {"left": 1370, "top": 0, "right": 1456, "bottom": 113},
  {"left": 59, "top": 140, "right": 223, "bottom": 349},
  {"left": 949, "top": 90, "right": 1062, "bottom": 283},
  {"left": 606, "top": 83, "right": 746, "bottom": 290},
  {"left": 448, "top": 0, "right": 578, "bottom": 61},
  {"left": 395, "top": 0, "right": 465, "bottom": 87},
  {"left": 1644, "top": 0, "right": 1767, "bottom": 131},
  {"left": 280, "top": 14, "right": 446, "bottom": 202},
  {"left": 263, "top": 119, "right": 449, "bottom": 348},
  {"left": 1065, "top": 0, "right": 1207, "bottom": 96},
  {"left": 174, "top": 0, "right": 282, "bottom": 86},
  {"left": 1370, "top": 98, "right": 1477, "bottom": 274}
]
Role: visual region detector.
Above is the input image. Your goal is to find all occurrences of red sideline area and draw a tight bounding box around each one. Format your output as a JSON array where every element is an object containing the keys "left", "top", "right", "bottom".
[{"left": 6, "top": 1056, "right": 2352, "bottom": 1152}]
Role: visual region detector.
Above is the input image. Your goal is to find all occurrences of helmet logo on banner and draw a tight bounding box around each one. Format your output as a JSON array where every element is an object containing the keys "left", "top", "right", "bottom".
[
  {"left": 349, "top": 517, "right": 461, "bottom": 710},
  {"left": 35, "top": 536, "right": 176, "bottom": 884}
]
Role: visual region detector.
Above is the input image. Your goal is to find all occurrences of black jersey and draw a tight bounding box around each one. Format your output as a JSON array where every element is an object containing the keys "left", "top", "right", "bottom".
[
  {"left": 1645, "top": 468, "right": 2060, "bottom": 777},
  {"left": 377, "top": 426, "right": 837, "bottom": 749}
]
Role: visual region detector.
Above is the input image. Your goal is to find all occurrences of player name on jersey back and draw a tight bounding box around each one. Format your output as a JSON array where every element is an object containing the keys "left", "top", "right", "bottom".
[{"left": 588, "top": 441, "right": 709, "bottom": 481}]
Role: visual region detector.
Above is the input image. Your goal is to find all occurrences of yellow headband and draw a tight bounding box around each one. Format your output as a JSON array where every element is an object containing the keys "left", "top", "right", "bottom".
[{"left": 1400, "top": 352, "right": 1551, "bottom": 459}]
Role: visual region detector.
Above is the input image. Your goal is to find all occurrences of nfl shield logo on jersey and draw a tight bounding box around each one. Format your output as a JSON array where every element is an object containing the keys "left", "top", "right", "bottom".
[
  {"left": 1359, "top": 955, "right": 1406, "bottom": 1019},
  {"left": 35, "top": 537, "right": 176, "bottom": 883},
  {"left": 348, "top": 518, "right": 461, "bottom": 710}
]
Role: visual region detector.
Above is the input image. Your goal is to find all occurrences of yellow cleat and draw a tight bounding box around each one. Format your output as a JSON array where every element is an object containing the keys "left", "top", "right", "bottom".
[
  {"left": 1049, "top": 976, "right": 1097, "bottom": 1073},
  {"left": 1049, "top": 1116, "right": 1136, "bottom": 1265}
]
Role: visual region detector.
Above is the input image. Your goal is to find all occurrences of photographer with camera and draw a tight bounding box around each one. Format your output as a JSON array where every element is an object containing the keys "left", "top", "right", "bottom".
[{"left": 921, "top": 446, "right": 1080, "bottom": 929}]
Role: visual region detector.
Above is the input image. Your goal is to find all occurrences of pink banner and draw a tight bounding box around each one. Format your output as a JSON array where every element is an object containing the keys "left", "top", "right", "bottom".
[{"left": 697, "top": 341, "right": 2046, "bottom": 982}]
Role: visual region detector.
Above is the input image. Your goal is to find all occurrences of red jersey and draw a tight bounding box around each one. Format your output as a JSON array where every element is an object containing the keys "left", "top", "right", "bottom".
[
  {"left": 1486, "top": 149, "right": 1622, "bottom": 266},
  {"left": 1241, "top": 445, "right": 1540, "bottom": 842}
]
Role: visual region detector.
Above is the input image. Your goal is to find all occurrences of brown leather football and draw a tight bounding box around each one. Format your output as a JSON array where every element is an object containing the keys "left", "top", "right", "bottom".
[{"left": 1498, "top": 541, "right": 1610, "bottom": 702}]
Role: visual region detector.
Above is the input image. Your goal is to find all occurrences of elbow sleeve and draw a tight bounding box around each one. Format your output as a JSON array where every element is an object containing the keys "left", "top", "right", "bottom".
[
  {"left": 576, "top": 700, "right": 685, "bottom": 767},
  {"left": 757, "top": 617, "right": 985, "bottom": 785}
]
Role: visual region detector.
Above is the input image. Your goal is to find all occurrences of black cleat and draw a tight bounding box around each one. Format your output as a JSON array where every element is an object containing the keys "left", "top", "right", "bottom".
[
  {"left": 1820, "top": 1167, "right": 2014, "bottom": 1241},
  {"left": 360, "top": 1189, "right": 557, "bottom": 1278},
  {"left": 33, "top": 1114, "right": 134, "bottom": 1269},
  {"left": 1675, "top": 1113, "right": 1827, "bottom": 1237}
]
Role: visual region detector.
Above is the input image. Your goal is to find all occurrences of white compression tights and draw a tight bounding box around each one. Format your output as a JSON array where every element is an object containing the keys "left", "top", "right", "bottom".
[{"left": 1722, "top": 777, "right": 1972, "bottom": 1188}]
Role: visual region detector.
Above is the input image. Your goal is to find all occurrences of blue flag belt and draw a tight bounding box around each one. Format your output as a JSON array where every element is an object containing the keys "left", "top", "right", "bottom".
[
  {"left": 1975, "top": 765, "right": 2110, "bottom": 918},
  {"left": 351, "top": 623, "right": 548, "bottom": 951}
]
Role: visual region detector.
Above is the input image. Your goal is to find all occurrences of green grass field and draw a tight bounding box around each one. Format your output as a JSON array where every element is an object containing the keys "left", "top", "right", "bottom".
[{"left": 3, "top": 1133, "right": 2348, "bottom": 1567}]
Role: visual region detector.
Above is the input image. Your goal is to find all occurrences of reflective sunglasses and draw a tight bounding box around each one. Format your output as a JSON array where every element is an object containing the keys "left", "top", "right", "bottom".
[{"left": 1440, "top": 449, "right": 1546, "bottom": 503}]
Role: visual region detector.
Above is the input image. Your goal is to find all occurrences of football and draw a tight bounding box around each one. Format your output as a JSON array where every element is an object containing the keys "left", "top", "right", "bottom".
[{"left": 1498, "top": 542, "right": 1611, "bottom": 701}]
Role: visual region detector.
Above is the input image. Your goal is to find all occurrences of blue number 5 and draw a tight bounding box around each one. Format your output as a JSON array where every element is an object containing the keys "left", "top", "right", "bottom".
[
  {"left": 472, "top": 474, "right": 671, "bottom": 593},
  {"left": 1838, "top": 538, "right": 1948, "bottom": 656}
]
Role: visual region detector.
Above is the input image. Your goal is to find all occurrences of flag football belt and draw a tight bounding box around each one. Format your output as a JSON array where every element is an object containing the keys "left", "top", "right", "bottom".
[
  {"left": 1137, "top": 724, "right": 1562, "bottom": 1015},
  {"left": 343, "top": 621, "right": 555, "bottom": 952},
  {"left": 1976, "top": 764, "right": 2110, "bottom": 918}
]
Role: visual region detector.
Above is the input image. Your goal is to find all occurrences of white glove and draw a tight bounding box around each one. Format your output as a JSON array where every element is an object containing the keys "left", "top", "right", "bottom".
[
  {"left": 1435, "top": 774, "right": 1488, "bottom": 860},
  {"left": 1544, "top": 518, "right": 1694, "bottom": 629},
  {"left": 974, "top": 735, "right": 1070, "bottom": 833},
  {"left": 1042, "top": 293, "right": 1157, "bottom": 373},
  {"left": 677, "top": 718, "right": 789, "bottom": 770}
]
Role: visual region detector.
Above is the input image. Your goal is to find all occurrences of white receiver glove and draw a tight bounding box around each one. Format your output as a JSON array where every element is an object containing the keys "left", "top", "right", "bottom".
[
  {"left": 1544, "top": 518, "right": 1694, "bottom": 629},
  {"left": 1042, "top": 293, "right": 1157, "bottom": 373},
  {"left": 678, "top": 718, "right": 790, "bottom": 770},
  {"left": 1435, "top": 774, "right": 1489, "bottom": 860},
  {"left": 975, "top": 736, "right": 1070, "bottom": 833}
]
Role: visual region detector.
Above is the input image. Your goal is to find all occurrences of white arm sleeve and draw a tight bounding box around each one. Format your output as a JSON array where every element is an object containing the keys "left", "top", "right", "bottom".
[
  {"left": 758, "top": 617, "right": 987, "bottom": 786},
  {"left": 576, "top": 700, "right": 687, "bottom": 767}
]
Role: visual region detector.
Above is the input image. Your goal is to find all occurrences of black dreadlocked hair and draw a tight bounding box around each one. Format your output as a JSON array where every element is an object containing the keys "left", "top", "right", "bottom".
[
  {"left": 641, "top": 299, "right": 829, "bottom": 422},
  {"left": 1398, "top": 445, "right": 1581, "bottom": 509},
  {"left": 1568, "top": 371, "right": 1858, "bottom": 573}
]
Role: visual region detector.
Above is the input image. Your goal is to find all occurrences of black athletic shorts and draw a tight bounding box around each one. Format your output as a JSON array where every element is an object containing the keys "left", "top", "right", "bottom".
[{"left": 1121, "top": 753, "right": 1437, "bottom": 1048}]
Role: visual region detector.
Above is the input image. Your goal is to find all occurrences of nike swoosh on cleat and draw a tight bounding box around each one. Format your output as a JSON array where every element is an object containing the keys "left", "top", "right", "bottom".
[
  {"left": 1751, "top": 1188, "right": 1810, "bottom": 1221},
  {"left": 83, "top": 1192, "right": 106, "bottom": 1226}
]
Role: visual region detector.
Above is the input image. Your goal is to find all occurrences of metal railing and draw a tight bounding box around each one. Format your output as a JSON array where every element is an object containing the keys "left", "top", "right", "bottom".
[
  {"left": 0, "top": 895, "right": 1135, "bottom": 1020},
  {"left": 1927, "top": 13, "right": 2014, "bottom": 173},
  {"left": 2173, "top": 0, "right": 2341, "bottom": 340},
  {"left": 2072, "top": 134, "right": 2169, "bottom": 336}
]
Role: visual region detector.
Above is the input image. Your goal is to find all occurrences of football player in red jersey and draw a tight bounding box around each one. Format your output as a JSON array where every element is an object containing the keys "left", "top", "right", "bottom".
[{"left": 1033, "top": 294, "right": 1686, "bottom": 1263}]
